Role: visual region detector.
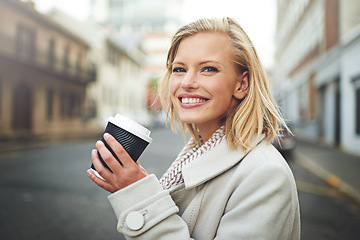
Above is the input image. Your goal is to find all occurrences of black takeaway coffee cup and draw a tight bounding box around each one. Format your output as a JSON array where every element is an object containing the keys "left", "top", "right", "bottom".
[{"left": 91, "top": 114, "right": 152, "bottom": 171}]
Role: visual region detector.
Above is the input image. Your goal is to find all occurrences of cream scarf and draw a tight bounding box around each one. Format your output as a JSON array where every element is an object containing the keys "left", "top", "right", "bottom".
[{"left": 160, "top": 127, "right": 225, "bottom": 190}]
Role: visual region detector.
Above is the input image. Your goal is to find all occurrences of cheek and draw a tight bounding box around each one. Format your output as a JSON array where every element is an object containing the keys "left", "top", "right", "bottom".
[
  {"left": 169, "top": 78, "right": 179, "bottom": 103},
  {"left": 169, "top": 77, "right": 179, "bottom": 96},
  {"left": 212, "top": 82, "right": 236, "bottom": 104},
  {"left": 210, "top": 81, "right": 232, "bottom": 96}
]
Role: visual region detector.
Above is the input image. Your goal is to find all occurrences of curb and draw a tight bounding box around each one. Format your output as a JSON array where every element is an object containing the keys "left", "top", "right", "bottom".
[
  {"left": 294, "top": 152, "right": 360, "bottom": 204},
  {"left": 0, "top": 135, "right": 100, "bottom": 154}
]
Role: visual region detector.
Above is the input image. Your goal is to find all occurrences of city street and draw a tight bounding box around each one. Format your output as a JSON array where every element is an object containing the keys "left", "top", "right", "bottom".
[{"left": 0, "top": 127, "right": 359, "bottom": 239}]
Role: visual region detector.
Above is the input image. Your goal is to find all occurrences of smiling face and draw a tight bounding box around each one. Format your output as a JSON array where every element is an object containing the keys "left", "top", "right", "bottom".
[{"left": 169, "top": 32, "right": 248, "bottom": 141}]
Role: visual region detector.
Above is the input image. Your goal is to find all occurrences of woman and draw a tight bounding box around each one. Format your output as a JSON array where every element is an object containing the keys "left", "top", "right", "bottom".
[{"left": 87, "top": 17, "right": 300, "bottom": 239}]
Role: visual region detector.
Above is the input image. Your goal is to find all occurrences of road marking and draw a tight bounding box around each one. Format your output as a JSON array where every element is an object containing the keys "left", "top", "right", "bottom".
[
  {"left": 326, "top": 174, "right": 341, "bottom": 188},
  {"left": 296, "top": 180, "right": 340, "bottom": 198},
  {"left": 294, "top": 154, "right": 360, "bottom": 203}
]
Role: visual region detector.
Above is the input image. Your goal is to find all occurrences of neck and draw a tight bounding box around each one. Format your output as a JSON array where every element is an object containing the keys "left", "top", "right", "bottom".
[{"left": 197, "top": 124, "right": 223, "bottom": 143}]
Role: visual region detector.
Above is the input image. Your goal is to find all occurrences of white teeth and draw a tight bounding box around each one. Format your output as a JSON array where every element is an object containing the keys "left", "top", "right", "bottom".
[{"left": 181, "top": 98, "right": 206, "bottom": 103}]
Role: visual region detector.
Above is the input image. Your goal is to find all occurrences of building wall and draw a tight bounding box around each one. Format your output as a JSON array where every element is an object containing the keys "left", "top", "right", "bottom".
[
  {"left": 341, "top": 31, "right": 360, "bottom": 154},
  {"left": 340, "top": 0, "right": 360, "bottom": 35},
  {"left": 322, "top": 80, "right": 337, "bottom": 145},
  {"left": 275, "top": 0, "right": 360, "bottom": 156},
  {"left": 0, "top": 0, "right": 95, "bottom": 140},
  {"left": 48, "top": 9, "right": 150, "bottom": 130},
  {"left": 90, "top": 0, "right": 183, "bottom": 122},
  {"left": 87, "top": 39, "right": 148, "bottom": 126}
]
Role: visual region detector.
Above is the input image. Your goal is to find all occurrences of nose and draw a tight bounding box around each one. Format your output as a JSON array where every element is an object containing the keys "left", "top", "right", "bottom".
[{"left": 181, "top": 71, "right": 198, "bottom": 90}]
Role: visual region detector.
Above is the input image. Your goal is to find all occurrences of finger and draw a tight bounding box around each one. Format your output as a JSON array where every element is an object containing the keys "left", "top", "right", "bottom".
[
  {"left": 136, "top": 162, "right": 148, "bottom": 175},
  {"left": 91, "top": 148, "right": 113, "bottom": 181},
  {"left": 103, "top": 133, "right": 135, "bottom": 168},
  {"left": 86, "top": 169, "right": 115, "bottom": 193},
  {"left": 96, "top": 140, "right": 122, "bottom": 173},
  {"left": 89, "top": 167, "right": 105, "bottom": 181}
]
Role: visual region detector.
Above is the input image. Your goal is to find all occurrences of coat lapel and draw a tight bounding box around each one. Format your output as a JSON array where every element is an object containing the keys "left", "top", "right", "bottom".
[
  {"left": 182, "top": 140, "right": 245, "bottom": 189},
  {"left": 182, "top": 135, "right": 265, "bottom": 189}
]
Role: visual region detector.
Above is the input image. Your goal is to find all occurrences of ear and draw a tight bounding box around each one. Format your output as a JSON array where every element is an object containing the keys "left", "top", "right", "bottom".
[{"left": 233, "top": 71, "right": 249, "bottom": 100}]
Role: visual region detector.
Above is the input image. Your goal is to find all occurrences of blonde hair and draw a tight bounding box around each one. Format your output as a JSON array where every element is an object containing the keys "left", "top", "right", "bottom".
[{"left": 159, "top": 17, "right": 287, "bottom": 151}]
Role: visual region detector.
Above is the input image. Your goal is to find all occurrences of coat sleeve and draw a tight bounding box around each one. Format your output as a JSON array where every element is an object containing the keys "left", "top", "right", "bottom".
[
  {"left": 214, "top": 160, "right": 300, "bottom": 240},
  {"left": 108, "top": 174, "right": 194, "bottom": 239}
]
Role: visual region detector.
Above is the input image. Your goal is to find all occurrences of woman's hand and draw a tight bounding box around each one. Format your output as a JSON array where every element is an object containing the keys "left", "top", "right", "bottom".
[{"left": 87, "top": 133, "right": 148, "bottom": 193}]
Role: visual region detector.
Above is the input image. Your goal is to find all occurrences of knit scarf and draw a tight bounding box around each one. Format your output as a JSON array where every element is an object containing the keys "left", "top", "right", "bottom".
[{"left": 160, "top": 127, "right": 225, "bottom": 190}]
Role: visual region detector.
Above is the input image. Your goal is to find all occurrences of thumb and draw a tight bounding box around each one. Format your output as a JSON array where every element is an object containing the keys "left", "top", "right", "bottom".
[{"left": 136, "top": 162, "right": 148, "bottom": 175}]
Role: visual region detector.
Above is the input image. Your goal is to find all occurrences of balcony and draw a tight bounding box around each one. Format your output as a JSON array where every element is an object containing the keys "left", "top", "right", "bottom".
[{"left": 0, "top": 32, "right": 96, "bottom": 84}]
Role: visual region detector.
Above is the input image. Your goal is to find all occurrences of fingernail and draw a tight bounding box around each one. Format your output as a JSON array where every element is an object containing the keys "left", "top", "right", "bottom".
[
  {"left": 91, "top": 149, "right": 97, "bottom": 155},
  {"left": 104, "top": 132, "right": 110, "bottom": 140},
  {"left": 86, "top": 169, "right": 93, "bottom": 177},
  {"left": 96, "top": 140, "right": 103, "bottom": 146}
]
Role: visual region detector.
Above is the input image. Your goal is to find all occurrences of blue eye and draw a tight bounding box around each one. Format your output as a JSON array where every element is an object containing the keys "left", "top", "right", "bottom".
[
  {"left": 203, "top": 67, "right": 219, "bottom": 72},
  {"left": 172, "top": 67, "right": 186, "bottom": 73}
]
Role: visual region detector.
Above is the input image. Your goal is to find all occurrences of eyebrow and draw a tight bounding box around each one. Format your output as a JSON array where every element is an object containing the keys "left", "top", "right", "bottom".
[
  {"left": 172, "top": 60, "right": 222, "bottom": 66},
  {"left": 171, "top": 61, "right": 185, "bottom": 66},
  {"left": 199, "top": 60, "right": 221, "bottom": 66}
]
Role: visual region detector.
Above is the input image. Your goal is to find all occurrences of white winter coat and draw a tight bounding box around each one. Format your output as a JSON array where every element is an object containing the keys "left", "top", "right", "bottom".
[{"left": 108, "top": 138, "right": 301, "bottom": 239}]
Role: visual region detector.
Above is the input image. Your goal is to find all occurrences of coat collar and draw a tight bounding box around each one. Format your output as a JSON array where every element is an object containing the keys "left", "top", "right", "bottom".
[{"left": 182, "top": 135, "right": 264, "bottom": 189}]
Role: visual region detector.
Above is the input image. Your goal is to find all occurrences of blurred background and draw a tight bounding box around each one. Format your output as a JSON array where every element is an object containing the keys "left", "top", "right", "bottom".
[
  {"left": 0, "top": 0, "right": 279, "bottom": 141},
  {"left": 0, "top": 0, "right": 360, "bottom": 239}
]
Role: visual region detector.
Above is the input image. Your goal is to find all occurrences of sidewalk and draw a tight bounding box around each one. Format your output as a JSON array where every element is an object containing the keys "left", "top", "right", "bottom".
[
  {"left": 0, "top": 133, "right": 101, "bottom": 153},
  {"left": 294, "top": 139, "right": 360, "bottom": 203}
]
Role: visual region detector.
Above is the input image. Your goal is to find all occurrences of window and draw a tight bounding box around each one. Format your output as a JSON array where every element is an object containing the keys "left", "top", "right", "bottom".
[
  {"left": 12, "top": 85, "right": 32, "bottom": 130},
  {"left": 61, "top": 91, "right": 82, "bottom": 119},
  {"left": 299, "top": 81, "right": 310, "bottom": 120},
  {"left": 87, "top": 99, "right": 97, "bottom": 119},
  {"left": 16, "top": 23, "right": 36, "bottom": 62},
  {"left": 47, "top": 88, "right": 54, "bottom": 120},
  {"left": 63, "top": 44, "right": 70, "bottom": 74},
  {"left": 60, "top": 91, "right": 69, "bottom": 119},
  {"left": 107, "top": 45, "right": 119, "bottom": 65},
  {"left": 76, "top": 52, "right": 82, "bottom": 76},
  {"left": 48, "top": 39, "right": 56, "bottom": 68}
]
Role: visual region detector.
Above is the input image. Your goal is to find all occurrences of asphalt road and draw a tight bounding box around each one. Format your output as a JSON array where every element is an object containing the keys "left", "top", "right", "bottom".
[{"left": 0, "top": 127, "right": 359, "bottom": 239}]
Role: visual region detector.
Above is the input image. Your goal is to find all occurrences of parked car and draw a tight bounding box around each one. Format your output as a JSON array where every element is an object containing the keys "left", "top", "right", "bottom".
[{"left": 272, "top": 125, "right": 296, "bottom": 161}]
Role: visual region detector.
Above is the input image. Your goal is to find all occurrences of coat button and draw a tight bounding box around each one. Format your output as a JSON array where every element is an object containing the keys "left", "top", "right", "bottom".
[{"left": 125, "top": 211, "right": 145, "bottom": 231}]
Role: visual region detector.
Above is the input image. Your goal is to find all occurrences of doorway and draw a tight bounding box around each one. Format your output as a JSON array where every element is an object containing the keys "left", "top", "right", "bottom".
[
  {"left": 12, "top": 85, "right": 32, "bottom": 131},
  {"left": 334, "top": 78, "right": 341, "bottom": 146}
]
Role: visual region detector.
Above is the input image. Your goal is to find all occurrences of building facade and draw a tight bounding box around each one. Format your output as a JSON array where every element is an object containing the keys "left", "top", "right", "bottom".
[
  {"left": 86, "top": 35, "right": 148, "bottom": 126},
  {"left": 274, "top": 0, "right": 360, "bottom": 155},
  {"left": 0, "top": 0, "right": 95, "bottom": 141},
  {"left": 88, "top": 0, "right": 183, "bottom": 78},
  {"left": 90, "top": 0, "right": 183, "bottom": 75},
  {"left": 48, "top": 9, "right": 149, "bottom": 127},
  {"left": 89, "top": 0, "right": 184, "bottom": 123}
]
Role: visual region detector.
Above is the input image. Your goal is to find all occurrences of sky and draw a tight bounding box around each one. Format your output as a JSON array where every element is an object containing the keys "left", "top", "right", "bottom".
[{"left": 32, "top": 0, "right": 277, "bottom": 69}]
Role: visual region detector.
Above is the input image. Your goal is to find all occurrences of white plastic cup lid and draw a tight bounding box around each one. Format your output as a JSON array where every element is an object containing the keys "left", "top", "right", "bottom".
[{"left": 108, "top": 114, "right": 153, "bottom": 143}]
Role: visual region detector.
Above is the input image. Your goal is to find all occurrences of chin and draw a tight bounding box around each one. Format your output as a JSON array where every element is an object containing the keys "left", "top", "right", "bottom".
[
  {"left": 178, "top": 115, "right": 201, "bottom": 125},
  {"left": 179, "top": 118, "right": 197, "bottom": 125}
]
